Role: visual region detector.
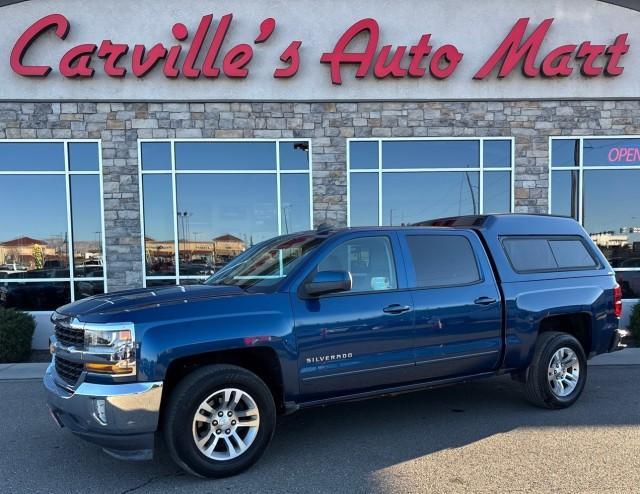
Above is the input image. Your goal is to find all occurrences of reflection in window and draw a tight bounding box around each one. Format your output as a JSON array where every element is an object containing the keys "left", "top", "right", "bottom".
[
  {"left": 483, "top": 140, "right": 511, "bottom": 168},
  {"left": 176, "top": 174, "right": 278, "bottom": 274},
  {"left": 175, "top": 141, "right": 276, "bottom": 170},
  {"left": 349, "top": 173, "right": 378, "bottom": 227},
  {"left": 281, "top": 174, "right": 311, "bottom": 234},
  {"left": 483, "top": 172, "right": 511, "bottom": 215},
  {"left": 141, "top": 140, "right": 313, "bottom": 286},
  {"left": 550, "top": 170, "right": 579, "bottom": 219},
  {"left": 143, "top": 175, "right": 175, "bottom": 277},
  {"left": 550, "top": 137, "right": 640, "bottom": 300},
  {"left": 71, "top": 175, "right": 103, "bottom": 278},
  {"left": 382, "top": 172, "right": 480, "bottom": 225},
  {"left": 551, "top": 139, "right": 580, "bottom": 167},
  {"left": 279, "top": 142, "right": 310, "bottom": 170},
  {"left": 0, "top": 142, "right": 65, "bottom": 171},
  {"left": 348, "top": 139, "right": 513, "bottom": 227},
  {"left": 318, "top": 236, "right": 397, "bottom": 293},
  {"left": 383, "top": 140, "right": 479, "bottom": 169},
  {"left": 350, "top": 141, "right": 379, "bottom": 170},
  {"left": 0, "top": 141, "right": 104, "bottom": 310},
  {"left": 583, "top": 170, "right": 640, "bottom": 269}
]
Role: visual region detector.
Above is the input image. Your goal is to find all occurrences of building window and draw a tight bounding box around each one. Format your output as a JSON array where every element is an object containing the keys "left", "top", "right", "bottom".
[
  {"left": 139, "top": 139, "right": 313, "bottom": 286},
  {"left": 347, "top": 138, "right": 514, "bottom": 227},
  {"left": 549, "top": 137, "right": 640, "bottom": 299},
  {"left": 0, "top": 140, "right": 106, "bottom": 311}
]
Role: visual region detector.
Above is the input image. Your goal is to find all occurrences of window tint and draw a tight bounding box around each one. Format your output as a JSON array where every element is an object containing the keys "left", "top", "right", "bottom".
[
  {"left": 503, "top": 237, "right": 598, "bottom": 272},
  {"left": 318, "top": 237, "right": 397, "bottom": 293},
  {"left": 549, "top": 240, "right": 597, "bottom": 269},
  {"left": 406, "top": 235, "right": 480, "bottom": 288},
  {"left": 503, "top": 238, "right": 557, "bottom": 272}
]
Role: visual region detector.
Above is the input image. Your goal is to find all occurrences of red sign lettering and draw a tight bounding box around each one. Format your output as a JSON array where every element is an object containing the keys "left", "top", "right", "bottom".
[
  {"left": 7, "top": 14, "right": 630, "bottom": 84},
  {"left": 474, "top": 18, "right": 629, "bottom": 79}
]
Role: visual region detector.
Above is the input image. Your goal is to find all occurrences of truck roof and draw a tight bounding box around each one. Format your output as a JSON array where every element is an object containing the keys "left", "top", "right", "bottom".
[
  {"left": 315, "top": 214, "right": 588, "bottom": 237},
  {"left": 412, "top": 214, "right": 589, "bottom": 236}
]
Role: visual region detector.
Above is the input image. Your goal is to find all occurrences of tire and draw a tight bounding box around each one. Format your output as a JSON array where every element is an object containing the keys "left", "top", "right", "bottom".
[
  {"left": 163, "top": 364, "right": 276, "bottom": 478},
  {"left": 524, "top": 331, "right": 587, "bottom": 409}
]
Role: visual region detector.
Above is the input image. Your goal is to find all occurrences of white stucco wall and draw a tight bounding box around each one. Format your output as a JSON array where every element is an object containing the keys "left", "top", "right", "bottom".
[{"left": 0, "top": 0, "right": 638, "bottom": 101}]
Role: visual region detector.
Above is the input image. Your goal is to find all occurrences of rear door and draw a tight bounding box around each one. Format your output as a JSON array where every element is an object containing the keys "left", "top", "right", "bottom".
[{"left": 399, "top": 230, "right": 502, "bottom": 379}]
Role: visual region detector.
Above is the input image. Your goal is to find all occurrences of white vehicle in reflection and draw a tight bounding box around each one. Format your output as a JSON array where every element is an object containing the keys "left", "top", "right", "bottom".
[{"left": 0, "top": 262, "right": 28, "bottom": 276}]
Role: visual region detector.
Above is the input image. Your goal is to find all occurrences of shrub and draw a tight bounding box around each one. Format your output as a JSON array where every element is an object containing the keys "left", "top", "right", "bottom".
[
  {"left": 0, "top": 308, "right": 36, "bottom": 363},
  {"left": 629, "top": 302, "right": 640, "bottom": 342}
]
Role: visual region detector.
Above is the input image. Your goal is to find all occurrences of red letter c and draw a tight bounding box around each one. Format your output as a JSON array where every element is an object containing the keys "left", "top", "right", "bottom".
[{"left": 10, "top": 14, "right": 70, "bottom": 77}]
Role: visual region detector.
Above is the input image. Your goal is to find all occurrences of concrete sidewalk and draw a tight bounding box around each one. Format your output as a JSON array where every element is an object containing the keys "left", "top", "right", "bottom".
[
  {"left": 0, "top": 348, "right": 638, "bottom": 381},
  {"left": 0, "top": 363, "right": 49, "bottom": 380}
]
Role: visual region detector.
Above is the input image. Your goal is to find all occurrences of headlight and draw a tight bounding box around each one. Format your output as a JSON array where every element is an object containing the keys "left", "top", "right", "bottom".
[{"left": 83, "top": 323, "right": 136, "bottom": 376}]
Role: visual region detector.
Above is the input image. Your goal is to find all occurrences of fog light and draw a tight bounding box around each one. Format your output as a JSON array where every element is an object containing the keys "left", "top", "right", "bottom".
[{"left": 93, "top": 399, "right": 107, "bottom": 425}]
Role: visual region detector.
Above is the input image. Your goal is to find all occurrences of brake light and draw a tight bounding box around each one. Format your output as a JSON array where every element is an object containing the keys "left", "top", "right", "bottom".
[{"left": 614, "top": 284, "right": 623, "bottom": 318}]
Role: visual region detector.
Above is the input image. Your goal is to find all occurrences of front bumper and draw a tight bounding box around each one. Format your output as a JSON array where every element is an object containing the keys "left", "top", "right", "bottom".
[{"left": 43, "top": 362, "right": 163, "bottom": 460}]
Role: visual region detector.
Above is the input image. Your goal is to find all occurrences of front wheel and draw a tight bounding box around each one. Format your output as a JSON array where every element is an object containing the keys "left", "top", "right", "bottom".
[
  {"left": 524, "top": 331, "right": 587, "bottom": 409},
  {"left": 163, "top": 364, "right": 276, "bottom": 478}
]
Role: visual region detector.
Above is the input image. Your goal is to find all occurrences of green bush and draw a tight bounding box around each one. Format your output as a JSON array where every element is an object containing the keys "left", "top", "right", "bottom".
[
  {"left": 629, "top": 302, "right": 640, "bottom": 342},
  {"left": 0, "top": 308, "right": 36, "bottom": 363}
]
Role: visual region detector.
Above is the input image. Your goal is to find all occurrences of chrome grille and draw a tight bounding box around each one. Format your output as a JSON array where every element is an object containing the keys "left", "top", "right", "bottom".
[
  {"left": 54, "top": 324, "right": 84, "bottom": 348},
  {"left": 54, "top": 356, "right": 83, "bottom": 386}
]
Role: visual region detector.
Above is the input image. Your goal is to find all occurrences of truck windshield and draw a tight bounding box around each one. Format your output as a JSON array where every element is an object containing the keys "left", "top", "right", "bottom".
[{"left": 204, "top": 234, "right": 325, "bottom": 290}]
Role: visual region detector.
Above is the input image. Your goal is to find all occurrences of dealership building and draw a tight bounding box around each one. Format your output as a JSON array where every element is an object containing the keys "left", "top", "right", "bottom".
[{"left": 0, "top": 0, "right": 639, "bottom": 347}]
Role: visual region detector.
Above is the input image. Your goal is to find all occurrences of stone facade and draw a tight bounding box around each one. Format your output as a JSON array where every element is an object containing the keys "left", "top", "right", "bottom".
[{"left": 1, "top": 100, "right": 638, "bottom": 292}]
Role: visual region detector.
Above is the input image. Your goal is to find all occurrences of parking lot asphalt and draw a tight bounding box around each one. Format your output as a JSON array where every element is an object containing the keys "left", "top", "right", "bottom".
[{"left": 1, "top": 366, "right": 639, "bottom": 494}]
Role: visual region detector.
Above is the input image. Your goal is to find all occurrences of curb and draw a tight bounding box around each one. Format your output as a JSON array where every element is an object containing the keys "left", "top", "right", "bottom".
[
  {"left": 0, "top": 349, "right": 639, "bottom": 381},
  {"left": 0, "top": 362, "right": 49, "bottom": 380}
]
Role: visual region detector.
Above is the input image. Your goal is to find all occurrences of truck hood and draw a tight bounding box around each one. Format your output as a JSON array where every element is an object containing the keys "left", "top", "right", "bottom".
[{"left": 56, "top": 284, "right": 246, "bottom": 318}]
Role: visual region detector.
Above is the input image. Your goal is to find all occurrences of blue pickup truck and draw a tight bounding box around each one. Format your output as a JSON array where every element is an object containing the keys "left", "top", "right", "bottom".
[{"left": 44, "top": 214, "right": 623, "bottom": 478}]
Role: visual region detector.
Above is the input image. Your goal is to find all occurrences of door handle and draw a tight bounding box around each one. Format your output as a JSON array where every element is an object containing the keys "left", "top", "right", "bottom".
[
  {"left": 383, "top": 304, "right": 411, "bottom": 314},
  {"left": 474, "top": 296, "right": 497, "bottom": 306}
]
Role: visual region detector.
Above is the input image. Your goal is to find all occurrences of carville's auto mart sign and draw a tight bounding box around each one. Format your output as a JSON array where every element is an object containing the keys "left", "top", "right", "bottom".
[{"left": 1, "top": 0, "right": 640, "bottom": 101}]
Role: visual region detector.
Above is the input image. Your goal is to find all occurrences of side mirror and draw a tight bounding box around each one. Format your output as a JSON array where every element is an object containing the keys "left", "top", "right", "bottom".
[{"left": 304, "top": 270, "right": 352, "bottom": 297}]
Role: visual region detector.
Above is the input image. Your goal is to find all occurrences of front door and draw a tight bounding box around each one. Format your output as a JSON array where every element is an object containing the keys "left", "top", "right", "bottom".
[
  {"left": 292, "top": 233, "right": 415, "bottom": 398},
  {"left": 399, "top": 230, "right": 503, "bottom": 379}
]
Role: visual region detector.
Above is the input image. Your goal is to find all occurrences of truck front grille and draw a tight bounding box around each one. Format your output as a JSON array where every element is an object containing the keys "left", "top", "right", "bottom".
[
  {"left": 55, "top": 324, "right": 84, "bottom": 348},
  {"left": 55, "top": 356, "right": 83, "bottom": 386}
]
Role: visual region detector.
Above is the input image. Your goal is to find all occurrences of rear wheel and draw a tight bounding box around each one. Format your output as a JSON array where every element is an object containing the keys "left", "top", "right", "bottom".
[
  {"left": 164, "top": 365, "right": 276, "bottom": 478},
  {"left": 524, "top": 331, "right": 587, "bottom": 409}
]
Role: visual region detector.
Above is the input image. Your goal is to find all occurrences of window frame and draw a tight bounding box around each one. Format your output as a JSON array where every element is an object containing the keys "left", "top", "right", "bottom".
[
  {"left": 500, "top": 235, "right": 601, "bottom": 274},
  {"left": 346, "top": 137, "right": 516, "bottom": 227},
  {"left": 548, "top": 135, "right": 640, "bottom": 288},
  {"left": 0, "top": 139, "right": 107, "bottom": 309},
  {"left": 138, "top": 138, "right": 314, "bottom": 287}
]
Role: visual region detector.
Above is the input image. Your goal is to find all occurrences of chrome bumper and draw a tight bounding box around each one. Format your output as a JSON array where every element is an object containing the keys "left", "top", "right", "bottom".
[{"left": 43, "top": 363, "right": 163, "bottom": 459}]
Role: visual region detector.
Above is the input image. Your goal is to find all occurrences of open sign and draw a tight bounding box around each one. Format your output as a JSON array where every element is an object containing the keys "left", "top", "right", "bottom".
[
  {"left": 584, "top": 138, "right": 640, "bottom": 166},
  {"left": 607, "top": 147, "right": 640, "bottom": 163}
]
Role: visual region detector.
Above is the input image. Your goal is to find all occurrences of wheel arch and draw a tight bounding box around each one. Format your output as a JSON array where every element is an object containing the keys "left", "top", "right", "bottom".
[{"left": 159, "top": 346, "right": 286, "bottom": 427}]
